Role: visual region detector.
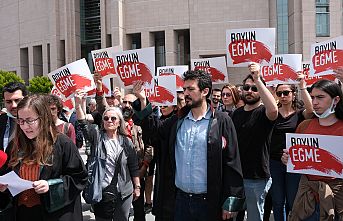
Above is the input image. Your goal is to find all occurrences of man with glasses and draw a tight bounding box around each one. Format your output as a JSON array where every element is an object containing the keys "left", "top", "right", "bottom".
[
  {"left": 0, "top": 82, "right": 27, "bottom": 219},
  {"left": 231, "top": 63, "right": 278, "bottom": 221}
]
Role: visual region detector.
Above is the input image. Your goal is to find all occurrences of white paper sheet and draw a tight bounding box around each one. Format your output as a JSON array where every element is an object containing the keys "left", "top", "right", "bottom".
[{"left": 0, "top": 171, "right": 33, "bottom": 196}]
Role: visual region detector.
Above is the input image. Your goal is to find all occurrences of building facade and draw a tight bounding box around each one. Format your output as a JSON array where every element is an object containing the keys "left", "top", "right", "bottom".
[{"left": 0, "top": 0, "right": 342, "bottom": 84}]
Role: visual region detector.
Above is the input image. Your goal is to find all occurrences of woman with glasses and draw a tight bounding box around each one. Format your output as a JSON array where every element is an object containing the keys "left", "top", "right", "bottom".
[
  {"left": 282, "top": 79, "right": 343, "bottom": 221},
  {"left": 269, "top": 73, "right": 313, "bottom": 221},
  {"left": 220, "top": 84, "right": 240, "bottom": 116},
  {"left": 74, "top": 90, "right": 140, "bottom": 221},
  {"left": 0, "top": 94, "right": 87, "bottom": 221}
]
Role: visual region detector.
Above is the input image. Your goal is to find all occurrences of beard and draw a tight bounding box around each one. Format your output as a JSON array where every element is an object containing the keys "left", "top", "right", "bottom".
[
  {"left": 122, "top": 107, "right": 133, "bottom": 120},
  {"left": 185, "top": 96, "right": 203, "bottom": 108},
  {"left": 243, "top": 94, "right": 261, "bottom": 105},
  {"left": 212, "top": 98, "right": 219, "bottom": 104}
]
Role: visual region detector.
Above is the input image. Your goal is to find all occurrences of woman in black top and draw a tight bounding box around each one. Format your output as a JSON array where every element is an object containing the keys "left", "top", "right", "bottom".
[{"left": 269, "top": 74, "right": 313, "bottom": 221}]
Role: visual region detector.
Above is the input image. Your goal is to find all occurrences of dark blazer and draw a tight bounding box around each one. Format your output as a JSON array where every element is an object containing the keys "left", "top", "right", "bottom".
[{"left": 0, "top": 113, "right": 15, "bottom": 175}]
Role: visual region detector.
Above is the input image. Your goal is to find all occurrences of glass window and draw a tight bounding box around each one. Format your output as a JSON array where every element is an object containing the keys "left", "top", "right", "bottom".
[
  {"left": 153, "top": 31, "right": 166, "bottom": 67},
  {"left": 276, "top": 0, "right": 288, "bottom": 53},
  {"left": 316, "top": 0, "right": 330, "bottom": 36}
]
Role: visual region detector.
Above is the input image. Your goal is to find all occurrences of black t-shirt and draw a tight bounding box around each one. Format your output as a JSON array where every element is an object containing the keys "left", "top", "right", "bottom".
[
  {"left": 232, "top": 105, "right": 275, "bottom": 179},
  {"left": 91, "top": 111, "right": 102, "bottom": 128},
  {"left": 270, "top": 110, "right": 305, "bottom": 161}
]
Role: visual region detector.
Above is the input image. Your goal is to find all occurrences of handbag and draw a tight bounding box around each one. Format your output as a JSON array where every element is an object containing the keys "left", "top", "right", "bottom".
[
  {"left": 42, "top": 178, "right": 65, "bottom": 213},
  {"left": 82, "top": 155, "right": 106, "bottom": 204}
]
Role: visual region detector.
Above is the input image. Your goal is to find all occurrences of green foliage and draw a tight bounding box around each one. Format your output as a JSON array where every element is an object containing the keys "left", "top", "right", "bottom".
[
  {"left": 0, "top": 70, "right": 25, "bottom": 105},
  {"left": 28, "top": 76, "right": 53, "bottom": 94}
]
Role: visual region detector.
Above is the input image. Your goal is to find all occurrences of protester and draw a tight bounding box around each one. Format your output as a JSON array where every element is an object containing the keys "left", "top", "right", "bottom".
[
  {"left": 269, "top": 73, "right": 313, "bottom": 221},
  {"left": 122, "top": 93, "right": 153, "bottom": 221},
  {"left": 0, "top": 82, "right": 28, "bottom": 220},
  {"left": 231, "top": 62, "right": 278, "bottom": 221},
  {"left": 282, "top": 79, "right": 343, "bottom": 221},
  {"left": 220, "top": 84, "right": 240, "bottom": 116},
  {"left": 0, "top": 94, "right": 87, "bottom": 221},
  {"left": 46, "top": 94, "right": 76, "bottom": 144},
  {"left": 132, "top": 70, "right": 245, "bottom": 221},
  {"left": 211, "top": 88, "right": 222, "bottom": 110},
  {"left": 75, "top": 90, "right": 141, "bottom": 221}
]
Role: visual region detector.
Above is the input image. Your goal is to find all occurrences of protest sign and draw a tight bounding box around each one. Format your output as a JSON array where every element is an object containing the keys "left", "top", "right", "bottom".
[
  {"left": 226, "top": 28, "right": 275, "bottom": 67},
  {"left": 261, "top": 54, "right": 302, "bottom": 85},
  {"left": 114, "top": 47, "right": 155, "bottom": 88},
  {"left": 51, "top": 86, "right": 75, "bottom": 112},
  {"left": 48, "top": 58, "right": 95, "bottom": 100},
  {"left": 191, "top": 56, "right": 229, "bottom": 84},
  {"left": 310, "top": 36, "right": 343, "bottom": 77},
  {"left": 157, "top": 65, "right": 188, "bottom": 91},
  {"left": 302, "top": 62, "right": 336, "bottom": 86},
  {"left": 87, "top": 77, "right": 112, "bottom": 97},
  {"left": 91, "top": 46, "right": 122, "bottom": 79},
  {"left": 145, "top": 75, "right": 177, "bottom": 106},
  {"left": 286, "top": 133, "right": 343, "bottom": 178}
]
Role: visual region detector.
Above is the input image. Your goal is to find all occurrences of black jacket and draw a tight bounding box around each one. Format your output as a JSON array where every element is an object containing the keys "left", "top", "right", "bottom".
[
  {"left": 1, "top": 134, "right": 87, "bottom": 221},
  {"left": 134, "top": 100, "right": 245, "bottom": 221}
]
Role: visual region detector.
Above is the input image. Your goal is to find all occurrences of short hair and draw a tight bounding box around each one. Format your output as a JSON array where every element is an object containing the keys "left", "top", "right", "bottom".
[
  {"left": 183, "top": 70, "right": 212, "bottom": 98},
  {"left": 212, "top": 88, "right": 222, "bottom": 93},
  {"left": 311, "top": 79, "right": 343, "bottom": 120},
  {"left": 2, "top": 82, "right": 28, "bottom": 97},
  {"left": 243, "top": 74, "right": 266, "bottom": 86},
  {"left": 46, "top": 94, "right": 64, "bottom": 115},
  {"left": 221, "top": 84, "right": 240, "bottom": 106}
]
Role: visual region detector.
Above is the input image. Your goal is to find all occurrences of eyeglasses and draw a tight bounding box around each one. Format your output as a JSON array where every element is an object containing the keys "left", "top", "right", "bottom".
[
  {"left": 17, "top": 117, "right": 40, "bottom": 126},
  {"left": 103, "top": 116, "right": 117, "bottom": 122},
  {"left": 243, "top": 84, "right": 258, "bottom": 92},
  {"left": 221, "top": 93, "right": 232, "bottom": 98},
  {"left": 276, "top": 90, "right": 292, "bottom": 97}
]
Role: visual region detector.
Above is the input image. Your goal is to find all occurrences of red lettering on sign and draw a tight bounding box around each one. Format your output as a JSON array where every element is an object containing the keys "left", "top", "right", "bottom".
[
  {"left": 193, "top": 66, "right": 226, "bottom": 82},
  {"left": 94, "top": 58, "right": 115, "bottom": 77},
  {"left": 145, "top": 86, "right": 174, "bottom": 104},
  {"left": 262, "top": 64, "right": 298, "bottom": 82}
]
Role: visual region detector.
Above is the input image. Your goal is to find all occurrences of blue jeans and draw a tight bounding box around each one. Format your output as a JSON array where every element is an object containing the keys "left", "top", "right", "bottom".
[
  {"left": 243, "top": 178, "right": 272, "bottom": 221},
  {"left": 270, "top": 159, "right": 301, "bottom": 221},
  {"left": 174, "top": 189, "right": 209, "bottom": 221}
]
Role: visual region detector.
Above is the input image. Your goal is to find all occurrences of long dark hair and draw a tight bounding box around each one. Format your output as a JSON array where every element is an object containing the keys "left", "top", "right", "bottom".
[
  {"left": 275, "top": 84, "right": 303, "bottom": 110},
  {"left": 311, "top": 79, "right": 343, "bottom": 120},
  {"left": 9, "top": 95, "right": 58, "bottom": 167}
]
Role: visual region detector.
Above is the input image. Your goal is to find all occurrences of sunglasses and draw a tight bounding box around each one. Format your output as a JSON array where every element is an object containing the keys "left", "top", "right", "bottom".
[
  {"left": 221, "top": 92, "right": 232, "bottom": 98},
  {"left": 243, "top": 84, "right": 258, "bottom": 92},
  {"left": 276, "top": 90, "right": 292, "bottom": 97},
  {"left": 122, "top": 101, "right": 133, "bottom": 105},
  {"left": 103, "top": 116, "right": 117, "bottom": 122}
]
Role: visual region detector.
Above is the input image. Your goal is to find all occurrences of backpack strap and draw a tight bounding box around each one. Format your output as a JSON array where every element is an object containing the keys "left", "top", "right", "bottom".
[{"left": 63, "top": 122, "right": 70, "bottom": 135}]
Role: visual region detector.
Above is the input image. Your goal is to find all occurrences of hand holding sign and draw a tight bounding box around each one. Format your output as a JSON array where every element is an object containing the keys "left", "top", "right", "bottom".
[
  {"left": 281, "top": 149, "right": 289, "bottom": 165},
  {"left": 334, "top": 67, "right": 343, "bottom": 82},
  {"left": 248, "top": 62, "right": 261, "bottom": 81},
  {"left": 74, "top": 89, "right": 87, "bottom": 108}
]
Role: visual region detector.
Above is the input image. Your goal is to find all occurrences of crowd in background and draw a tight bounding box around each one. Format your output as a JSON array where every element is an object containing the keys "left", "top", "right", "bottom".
[{"left": 0, "top": 64, "right": 343, "bottom": 221}]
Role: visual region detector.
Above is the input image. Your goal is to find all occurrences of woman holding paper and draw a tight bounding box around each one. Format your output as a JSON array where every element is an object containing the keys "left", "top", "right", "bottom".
[
  {"left": 282, "top": 79, "right": 343, "bottom": 221},
  {"left": 0, "top": 94, "right": 87, "bottom": 221},
  {"left": 74, "top": 89, "right": 140, "bottom": 221},
  {"left": 269, "top": 73, "right": 313, "bottom": 221}
]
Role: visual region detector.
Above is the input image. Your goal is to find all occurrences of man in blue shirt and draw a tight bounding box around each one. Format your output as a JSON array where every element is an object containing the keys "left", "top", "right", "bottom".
[{"left": 133, "top": 70, "right": 245, "bottom": 221}]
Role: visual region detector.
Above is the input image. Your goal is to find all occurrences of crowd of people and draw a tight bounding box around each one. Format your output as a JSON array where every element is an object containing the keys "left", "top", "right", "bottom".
[{"left": 0, "top": 63, "right": 342, "bottom": 221}]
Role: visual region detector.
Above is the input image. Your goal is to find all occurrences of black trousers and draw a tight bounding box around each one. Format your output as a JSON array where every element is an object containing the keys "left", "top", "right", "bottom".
[{"left": 133, "top": 178, "right": 146, "bottom": 221}]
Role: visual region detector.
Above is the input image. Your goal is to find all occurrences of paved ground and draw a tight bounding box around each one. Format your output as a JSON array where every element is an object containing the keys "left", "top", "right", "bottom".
[{"left": 79, "top": 148, "right": 274, "bottom": 221}]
